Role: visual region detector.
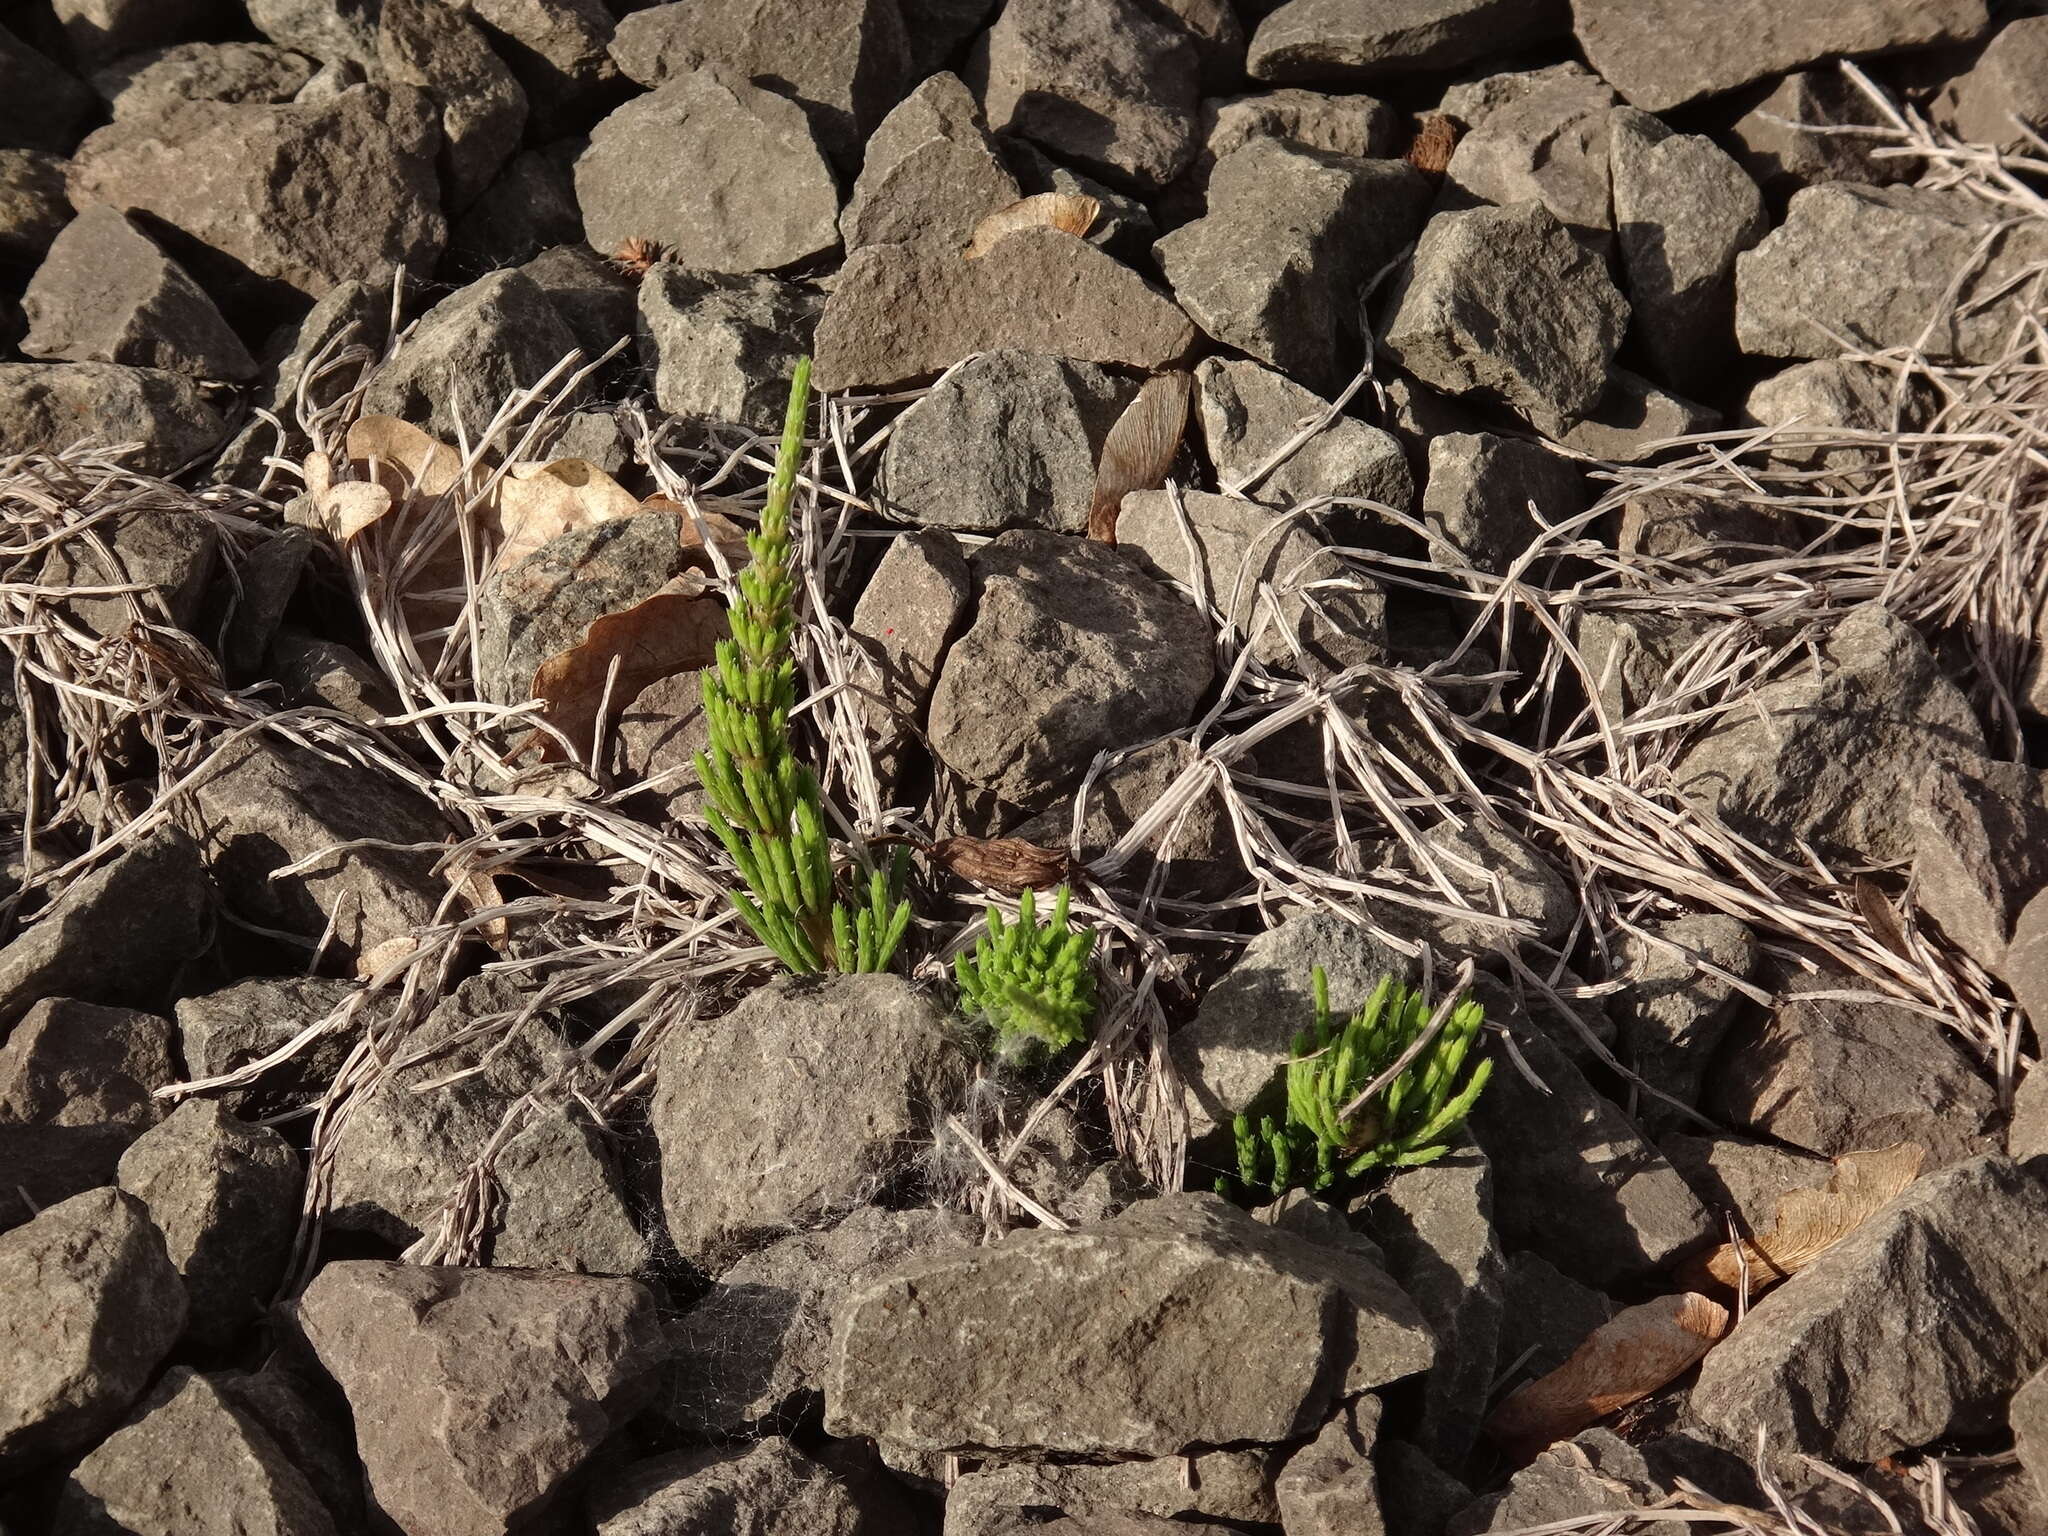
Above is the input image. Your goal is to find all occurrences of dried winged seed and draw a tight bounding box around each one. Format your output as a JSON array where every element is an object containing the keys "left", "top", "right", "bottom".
[{"left": 929, "top": 835, "right": 1073, "bottom": 893}]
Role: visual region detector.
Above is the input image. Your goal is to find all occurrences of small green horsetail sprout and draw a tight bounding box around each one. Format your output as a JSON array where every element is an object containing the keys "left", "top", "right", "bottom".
[
  {"left": 1221, "top": 966, "right": 1491, "bottom": 1203},
  {"left": 694, "top": 358, "right": 911, "bottom": 974},
  {"left": 954, "top": 885, "right": 1098, "bottom": 1056}
]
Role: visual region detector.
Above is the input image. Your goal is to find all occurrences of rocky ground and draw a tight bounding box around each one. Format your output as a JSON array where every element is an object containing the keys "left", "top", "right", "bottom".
[{"left": 2, "top": 0, "right": 2048, "bottom": 1533}]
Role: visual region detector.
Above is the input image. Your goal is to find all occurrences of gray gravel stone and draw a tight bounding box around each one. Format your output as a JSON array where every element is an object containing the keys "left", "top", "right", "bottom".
[
  {"left": 1659, "top": 1131, "right": 1832, "bottom": 1234},
  {"left": 1248, "top": 0, "right": 1567, "bottom": 85},
  {"left": 1172, "top": 910, "right": 1418, "bottom": 1142},
  {"left": 1382, "top": 203, "right": 1628, "bottom": 428},
  {"left": 1442, "top": 69, "right": 1618, "bottom": 237},
  {"left": 55, "top": 0, "right": 225, "bottom": 64},
  {"left": 605, "top": 669, "right": 710, "bottom": 824},
  {"left": 449, "top": 140, "right": 587, "bottom": 272},
  {"left": 1573, "top": 0, "right": 1990, "bottom": 112},
  {"left": 594, "top": 1439, "right": 912, "bottom": 1536},
  {"left": 1609, "top": 915, "right": 1757, "bottom": 1129},
  {"left": 1910, "top": 758, "right": 2048, "bottom": 971},
  {"left": 1672, "top": 604, "right": 1986, "bottom": 867},
  {"left": 1729, "top": 70, "right": 1911, "bottom": 195},
  {"left": 814, "top": 229, "right": 1195, "bottom": 390},
  {"left": 651, "top": 973, "right": 971, "bottom": 1264},
  {"left": 636, "top": 265, "right": 817, "bottom": 429},
  {"left": 1274, "top": 1396, "right": 1382, "bottom": 1535},
  {"left": 826, "top": 1191, "right": 1433, "bottom": 1455},
  {"left": 609, "top": 0, "right": 910, "bottom": 163},
  {"left": 54, "top": 1367, "right": 337, "bottom": 1536},
  {"left": 361, "top": 269, "right": 581, "bottom": 444},
  {"left": 297, "top": 1261, "right": 664, "bottom": 1536},
  {"left": 1200, "top": 86, "right": 1398, "bottom": 168},
  {"left": 1736, "top": 182, "right": 2048, "bottom": 365},
  {"left": 1001, "top": 136, "right": 1158, "bottom": 261},
  {"left": 1470, "top": 1028, "right": 1709, "bottom": 1288},
  {"left": 0, "top": 826, "right": 212, "bottom": 1033},
  {"left": 1524, "top": 368, "right": 1716, "bottom": 463},
  {"left": 116, "top": 1100, "right": 300, "bottom": 1350},
  {"left": 1421, "top": 432, "right": 1586, "bottom": 576},
  {"left": 1936, "top": 17, "right": 2048, "bottom": 152},
  {"left": 848, "top": 529, "right": 971, "bottom": 794},
  {"left": 327, "top": 974, "right": 646, "bottom": 1274},
  {"left": 945, "top": 1447, "right": 1280, "bottom": 1534},
  {"left": 1742, "top": 358, "right": 1931, "bottom": 474},
  {"left": 0, "top": 22, "right": 97, "bottom": 153},
  {"left": 0, "top": 1187, "right": 186, "bottom": 1478},
  {"left": 513, "top": 242, "right": 632, "bottom": 368},
  {"left": 971, "top": 0, "right": 1201, "bottom": 191},
  {"left": 376, "top": 0, "right": 527, "bottom": 213},
  {"left": 0, "top": 362, "right": 226, "bottom": 474},
  {"left": 1690, "top": 1154, "right": 2048, "bottom": 1462},
  {"left": 1709, "top": 968, "right": 1997, "bottom": 1169},
  {"left": 92, "top": 41, "right": 315, "bottom": 119},
  {"left": 926, "top": 530, "right": 1214, "bottom": 810},
  {"left": 1497, "top": 1250, "right": 1612, "bottom": 1383},
  {"left": 66, "top": 83, "right": 445, "bottom": 317},
  {"left": 1449, "top": 1430, "right": 1657, "bottom": 1534},
  {"left": 22, "top": 205, "right": 255, "bottom": 381},
  {"left": 841, "top": 72, "right": 1018, "bottom": 254},
  {"left": 467, "top": 0, "right": 621, "bottom": 141},
  {"left": 247, "top": 0, "right": 380, "bottom": 67},
  {"left": 41, "top": 499, "right": 218, "bottom": 642},
  {"left": 878, "top": 350, "right": 1136, "bottom": 534},
  {"left": 0, "top": 149, "right": 70, "bottom": 269},
  {"left": 1157, "top": 139, "right": 1430, "bottom": 395},
  {"left": 1197, "top": 356, "right": 1412, "bottom": 512},
  {"left": 575, "top": 68, "right": 841, "bottom": 274},
  {"left": 2016, "top": 1365, "right": 2048, "bottom": 1505},
  {"left": 1610, "top": 108, "right": 1767, "bottom": 397},
  {"left": 269, "top": 629, "right": 399, "bottom": 724}
]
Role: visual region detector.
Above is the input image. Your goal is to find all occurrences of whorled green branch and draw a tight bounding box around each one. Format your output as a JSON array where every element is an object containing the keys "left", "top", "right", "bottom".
[
  {"left": 955, "top": 885, "right": 1097, "bottom": 1056},
  {"left": 694, "top": 358, "right": 910, "bottom": 973}
]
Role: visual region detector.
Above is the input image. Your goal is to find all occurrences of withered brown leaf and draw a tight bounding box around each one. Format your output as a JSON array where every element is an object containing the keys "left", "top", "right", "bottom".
[
  {"left": 927, "top": 835, "right": 1073, "bottom": 893},
  {"left": 528, "top": 578, "right": 728, "bottom": 762},
  {"left": 1088, "top": 369, "right": 1193, "bottom": 544}
]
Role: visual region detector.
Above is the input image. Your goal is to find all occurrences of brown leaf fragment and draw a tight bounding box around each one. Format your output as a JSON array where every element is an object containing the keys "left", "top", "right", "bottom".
[
  {"left": 1682, "top": 1141, "right": 1926, "bottom": 1293},
  {"left": 963, "top": 192, "right": 1100, "bottom": 259},
  {"left": 1486, "top": 1292, "right": 1731, "bottom": 1456},
  {"left": 486, "top": 455, "right": 643, "bottom": 571},
  {"left": 1407, "top": 113, "right": 1462, "bottom": 177},
  {"left": 528, "top": 578, "right": 728, "bottom": 762},
  {"left": 1088, "top": 369, "right": 1193, "bottom": 544},
  {"left": 1853, "top": 875, "right": 1914, "bottom": 962},
  {"left": 346, "top": 414, "right": 462, "bottom": 500},
  {"left": 927, "top": 835, "right": 1073, "bottom": 893}
]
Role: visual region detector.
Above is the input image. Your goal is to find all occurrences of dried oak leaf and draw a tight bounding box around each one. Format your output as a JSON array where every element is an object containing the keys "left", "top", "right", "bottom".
[
  {"left": 528, "top": 577, "right": 728, "bottom": 762},
  {"left": 487, "top": 456, "right": 643, "bottom": 571},
  {"left": 963, "top": 192, "right": 1100, "bottom": 259},
  {"left": 1088, "top": 369, "right": 1193, "bottom": 544},
  {"left": 927, "top": 835, "right": 1073, "bottom": 893},
  {"left": 1681, "top": 1141, "right": 1926, "bottom": 1293},
  {"left": 1486, "top": 1292, "right": 1731, "bottom": 1456}
]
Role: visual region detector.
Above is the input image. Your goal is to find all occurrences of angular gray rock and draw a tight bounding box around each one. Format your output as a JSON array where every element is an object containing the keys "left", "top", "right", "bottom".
[
  {"left": 651, "top": 973, "right": 971, "bottom": 1263},
  {"left": 116, "top": 1100, "right": 300, "bottom": 1350},
  {"left": 926, "top": 531, "right": 1213, "bottom": 809},
  {"left": 92, "top": 40, "right": 317, "bottom": 119},
  {"left": 66, "top": 84, "right": 445, "bottom": 316},
  {"left": 55, "top": 0, "right": 224, "bottom": 64},
  {"left": 2000, "top": 906, "right": 2048, "bottom": 1101},
  {"left": 1742, "top": 358, "right": 1935, "bottom": 474},
  {"left": 173, "top": 735, "right": 451, "bottom": 975},
  {"left": 1609, "top": 915, "right": 1756, "bottom": 1128},
  {"left": 1199, "top": 86, "right": 1398, "bottom": 170},
  {"left": 1573, "top": 0, "right": 1990, "bottom": 112},
  {"left": 1910, "top": 758, "right": 2048, "bottom": 970},
  {"left": 1362, "top": 1148, "right": 1503, "bottom": 1467},
  {"left": 815, "top": 227, "right": 1196, "bottom": 392},
  {"left": 1275, "top": 1397, "right": 1383, "bottom": 1536},
  {"left": 1529, "top": 370, "right": 1719, "bottom": 464},
  {"left": 1449, "top": 1430, "right": 1658, "bottom": 1534},
  {"left": 610, "top": 0, "right": 909, "bottom": 164},
  {"left": 606, "top": 669, "right": 710, "bottom": 824},
  {"left": 296, "top": 1261, "right": 664, "bottom": 1536},
  {"left": 41, "top": 500, "right": 217, "bottom": 641},
  {"left": 448, "top": 140, "right": 586, "bottom": 272},
  {"left": 475, "top": 508, "right": 710, "bottom": 706},
  {"left": 361, "top": 269, "right": 581, "bottom": 444},
  {"left": 1673, "top": 604, "right": 1986, "bottom": 866},
  {"left": 593, "top": 1439, "right": 910, "bottom": 1535},
  {"left": 636, "top": 266, "right": 818, "bottom": 430},
  {"left": 662, "top": 1207, "right": 976, "bottom": 1436},
  {"left": 1197, "top": 356, "right": 1412, "bottom": 512},
  {"left": 1002, "top": 136, "right": 1158, "bottom": 260},
  {"left": 840, "top": 72, "right": 1019, "bottom": 254},
  {"left": 2017, "top": 1365, "right": 2048, "bottom": 1505},
  {"left": 466, "top": 0, "right": 621, "bottom": 141},
  {"left": 0, "top": 826, "right": 212, "bottom": 1032},
  {"left": 0, "top": 1188, "right": 186, "bottom": 1477},
  {"left": 1470, "top": 1028, "right": 1709, "bottom": 1287},
  {"left": 826, "top": 1192, "right": 1433, "bottom": 1455},
  {"left": 1497, "top": 1250, "right": 1612, "bottom": 1382},
  {"left": 327, "top": 974, "right": 646, "bottom": 1273},
  {"left": 1157, "top": 139, "right": 1430, "bottom": 395},
  {"left": 1691, "top": 1155, "right": 2048, "bottom": 1462},
  {"left": 1442, "top": 68, "right": 1618, "bottom": 237},
  {"left": 1736, "top": 183, "right": 2048, "bottom": 365},
  {"left": 0, "top": 361, "right": 227, "bottom": 475},
  {"left": 376, "top": 0, "right": 527, "bottom": 214},
  {"left": 175, "top": 976, "right": 360, "bottom": 1118},
  {"left": 246, "top": 0, "right": 381, "bottom": 67},
  {"left": 1936, "top": 17, "right": 2048, "bottom": 153},
  {"left": 1709, "top": 970, "right": 1997, "bottom": 1168},
  {"left": 0, "top": 997, "right": 175, "bottom": 1229},
  {"left": 0, "top": 149, "right": 70, "bottom": 268},
  {"left": 1609, "top": 108, "right": 1767, "bottom": 397},
  {"left": 1420, "top": 816, "right": 1577, "bottom": 951},
  {"left": 1659, "top": 1131, "right": 1832, "bottom": 1233},
  {"left": 54, "top": 1367, "right": 338, "bottom": 1536},
  {"left": 1171, "top": 910, "right": 1417, "bottom": 1142},
  {"left": 1421, "top": 433, "right": 1585, "bottom": 576},
  {"left": 0, "top": 22, "right": 98, "bottom": 153},
  {"left": 878, "top": 351, "right": 1136, "bottom": 534},
  {"left": 971, "top": 0, "right": 1201, "bottom": 191},
  {"left": 1729, "top": 69, "right": 1910, "bottom": 195},
  {"left": 269, "top": 629, "right": 400, "bottom": 724},
  {"left": 1117, "top": 487, "right": 1386, "bottom": 674},
  {"left": 1616, "top": 487, "right": 1792, "bottom": 569},
  {"left": 1249, "top": 0, "right": 1567, "bottom": 85},
  {"left": 575, "top": 68, "right": 841, "bottom": 273},
  {"left": 848, "top": 529, "right": 971, "bottom": 793},
  {"left": 946, "top": 1447, "right": 1280, "bottom": 1534},
  {"left": 22, "top": 205, "right": 255, "bottom": 381},
  {"left": 1381, "top": 203, "right": 1628, "bottom": 428},
  {"left": 515, "top": 243, "right": 633, "bottom": 374}
]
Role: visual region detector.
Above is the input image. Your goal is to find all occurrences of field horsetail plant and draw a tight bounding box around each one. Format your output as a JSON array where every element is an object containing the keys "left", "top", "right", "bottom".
[
  {"left": 954, "top": 885, "right": 1099, "bottom": 1057},
  {"left": 1224, "top": 967, "right": 1492, "bottom": 1202},
  {"left": 694, "top": 358, "right": 912, "bottom": 974}
]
